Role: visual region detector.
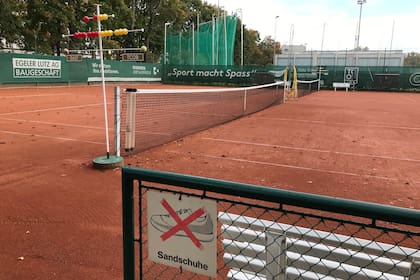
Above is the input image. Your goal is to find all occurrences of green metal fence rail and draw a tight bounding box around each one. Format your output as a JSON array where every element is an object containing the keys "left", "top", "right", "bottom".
[{"left": 122, "top": 167, "right": 420, "bottom": 280}]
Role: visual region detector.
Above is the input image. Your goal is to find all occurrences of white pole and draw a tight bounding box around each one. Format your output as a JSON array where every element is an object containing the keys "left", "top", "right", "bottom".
[
  {"left": 288, "top": 24, "right": 294, "bottom": 66},
  {"left": 389, "top": 19, "right": 395, "bottom": 51},
  {"left": 318, "top": 23, "right": 326, "bottom": 91},
  {"left": 96, "top": 4, "right": 110, "bottom": 158},
  {"left": 224, "top": 12, "right": 227, "bottom": 65},
  {"left": 164, "top": 23, "right": 169, "bottom": 64},
  {"left": 217, "top": 2, "right": 220, "bottom": 65},
  {"left": 212, "top": 15, "right": 215, "bottom": 65},
  {"left": 114, "top": 86, "right": 120, "bottom": 157},
  {"left": 192, "top": 23, "right": 195, "bottom": 66},
  {"left": 274, "top": 16, "right": 279, "bottom": 65},
  {"left": 240, "top": 10, "right": 243, "bottom": 66},
  {"left": 355, "top": 0, "right": 367, "bottom": 50},
  {"left": 179, "top": 33, "right": 181, "bottom": 59},
  {"left": 197, "top": 12, "right": 200, "bottom": 54}
]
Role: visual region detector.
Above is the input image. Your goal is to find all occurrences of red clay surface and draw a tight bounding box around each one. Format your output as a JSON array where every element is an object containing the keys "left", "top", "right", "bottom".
[{"left": 0, "top": 84, "right": 419, "bottom": 280}]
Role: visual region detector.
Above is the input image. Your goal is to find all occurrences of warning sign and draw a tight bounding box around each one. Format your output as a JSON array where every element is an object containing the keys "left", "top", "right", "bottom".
[{"left": 147, "top": 191, "right": 217, "bottom": 277}]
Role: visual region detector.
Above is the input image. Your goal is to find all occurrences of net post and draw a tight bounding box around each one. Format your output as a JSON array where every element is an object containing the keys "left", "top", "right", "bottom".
[
  {"left": 130, "top": 93, "right": 136, "bottom": 150},
  {"left": 114, "top": 86, "right": 121, "bottom": 157},
  {"left": 283, "top": 67, "right": 288, "bottom": 103},
  {"left": 265, "top": 230, "right": 287, "bottom": 280},
  {"left": 243, "top": 89, "right": 247, "bottom": 113},
  {"left": 410, "top": 257, "right": 420, "bottom": 279},
  {"left": 124, "top": 89, "right": 137, "bottom": 152}
]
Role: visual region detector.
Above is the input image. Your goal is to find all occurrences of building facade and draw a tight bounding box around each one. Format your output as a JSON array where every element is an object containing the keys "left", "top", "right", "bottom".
[{"left": 276, "top": 47, "right": 405, "bottom": 67}]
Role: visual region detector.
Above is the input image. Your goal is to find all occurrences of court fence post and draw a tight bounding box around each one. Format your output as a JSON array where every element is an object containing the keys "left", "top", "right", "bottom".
[{"left": 122, "top": 172, "right": 135, "bottom": 280}]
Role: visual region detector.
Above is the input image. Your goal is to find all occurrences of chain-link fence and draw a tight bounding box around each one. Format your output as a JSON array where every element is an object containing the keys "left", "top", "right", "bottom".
[{"left": 122, "top": 167, "right": 420, "bottom": 280}]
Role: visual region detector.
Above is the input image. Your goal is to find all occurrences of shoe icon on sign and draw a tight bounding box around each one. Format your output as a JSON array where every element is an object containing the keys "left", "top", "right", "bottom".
[{"left": 150, "top": 208, "right": 214, "bottom": 242}]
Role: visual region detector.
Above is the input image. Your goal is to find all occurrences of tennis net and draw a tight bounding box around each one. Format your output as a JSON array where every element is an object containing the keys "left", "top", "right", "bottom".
[
  {"left": 296, "top": 79, "right": 320, "bottom": 97},
  {"left": 119, "top": 82, "right": 284, "bottom": 154}
]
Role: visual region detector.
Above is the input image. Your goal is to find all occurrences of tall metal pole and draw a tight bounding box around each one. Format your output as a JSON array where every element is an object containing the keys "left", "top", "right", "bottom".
[
  {"left": 389, "top": 20, "right": 395, "bottom": 51},
  {"left": 164, "top": 22, "right": 170, "bottom": 64},
  {"left": 318, "top": 23, "right": 326, "bottom": 91},
  {"left": 96, "top": 4, "right": 110, "bottom": 158},
  {"left": 224, "top": 11, "right": 227, "bottom": 66},
  {"left": 212, "top": 15, "right": 215, "bottom": 65},
  {"left": 240, "top": 10, "right": 243, "bottom": 66},
  {"left": 179, "top": 32, "right": 181, "bottom": 59},
  {"left": 288, "top": 24, "right": 294, "bottom": 66},
  {"left": 273, "top": 16, "right": 279, "bottom": 65},
  {"left": 241, "top": 10, "right": 244, "bottom": 66},
  {"left": 355, "top": 0, "right": 367, "bottom": 50},
  {"left": 236, "top": 9, "right": 244, "bottom": 66},
  {"left": 197, "top": 11, "right": 200, "bottom": 55},
  {"left": 192, "top": 23, "right": 195, "bottom": 66}
]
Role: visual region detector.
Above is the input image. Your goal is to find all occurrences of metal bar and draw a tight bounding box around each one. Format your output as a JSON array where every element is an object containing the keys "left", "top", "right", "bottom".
[
  {"left": 96, "top": 4, "right": 110, "bottom": 158},
  {"left": 122, "top": 172, "right": 135, "bottom": 280},
  {"left": 114, "top": 86, "right": 120, "bottom": 156},
  {"left": 138, "top": 181, "right": 143, "bottom": 280},
  {"left": 122, "top": 167, "right": 420, "bottom": 227}
]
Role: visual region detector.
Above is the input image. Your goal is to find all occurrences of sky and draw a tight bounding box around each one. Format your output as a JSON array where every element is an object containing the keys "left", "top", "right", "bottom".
[{"left": 203, "top": 0, "right": 420, "bottom": 52}]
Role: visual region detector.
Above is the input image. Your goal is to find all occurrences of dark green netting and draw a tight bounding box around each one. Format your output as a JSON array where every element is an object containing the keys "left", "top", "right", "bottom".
[{"left": 165, "top": 16, "right": 237, "bottom": 66}]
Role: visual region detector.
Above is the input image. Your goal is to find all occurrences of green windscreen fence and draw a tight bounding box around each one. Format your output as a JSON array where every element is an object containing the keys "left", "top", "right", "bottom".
[
  {"left": 165, "top": 16, "right": 237, "bottom": 66},
  {"left": 322, "top": 66, "right": 420, "bottom": 91},
  {"left": 292, "top": 65, "right": 420, "bottom": 92},
  {"left": 0, "top": 52, "right": 161, "bottom": 84}
]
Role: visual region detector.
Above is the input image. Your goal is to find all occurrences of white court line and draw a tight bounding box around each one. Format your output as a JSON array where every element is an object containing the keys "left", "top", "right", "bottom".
[
  {"left": 0, "top": 93, "right": 71, "bottom": 99},
  {"left": 0, "top": 102, "right": 104, "bottom": 116},
  {"left": 401, "top": 96, "right": 418, "bottom": 102},
  {"left": 0, "top": 130, "right": 104, "bottom": 145},
  {"left": 0, "top": 84, "right": 98, "bottom": 89},
  {"left": 166, "top": 150, "right": 420, "bottom": 184},
  {"left": 0, "top": 117, "right": 107, "bottom": 131},
  {"left": 203, "top": 137, "right": 420, "bottom": 163},
  {"left": 257, "top": 117, "right": 420, "bottom": 131}
]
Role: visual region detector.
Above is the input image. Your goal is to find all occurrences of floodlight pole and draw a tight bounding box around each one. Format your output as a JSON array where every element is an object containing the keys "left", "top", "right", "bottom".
[
  {"left": 192, "top": 23, "right": 195, "bottom": 66},
  {"left": 318, "top": 23, "right": 326, "bottom": 91},
  {"left": 389, "top": 20, "right": 395, "bottom": 51},
  {"left": 238, "top": 9, "right": 244, "bottom": 66},
  {"left": 273, "top": 16, "right": 279, "bottom": 65},
  {"left": 197, "top": 11, "right": 200, "bottom": 54},
  {"left": 212, "top": 15, "right": 215, "bottom": 65},
  {"left": 235, "top": 9, "right": 244, "bottom": 66},
  {"left": 355, "top": 0, "right": 367, "bottom": 50},
  {"left": 224, "top": 11, "right": 227, "bottom": 66},
  {"left": 164, "top": 22, "right": 171, "bottom": 64}
]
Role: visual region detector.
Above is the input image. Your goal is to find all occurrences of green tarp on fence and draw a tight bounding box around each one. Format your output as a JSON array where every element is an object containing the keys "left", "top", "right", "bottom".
[
  {"left": 295, "top": 65, "right": 420, "bottom": 91},
  {"left": 165, "top": 16, "right": 237, "bottom": 66},
  {"left": 161, "top": 65, "right": 276, "bottom": 86},
  {"left": 322, "top": 66, "right": 420, "bottom": 91}
]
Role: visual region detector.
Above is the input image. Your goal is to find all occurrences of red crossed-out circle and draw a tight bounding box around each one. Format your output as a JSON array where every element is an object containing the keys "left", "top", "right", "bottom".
[{"left": 159, "top": 199, "right": 206, "bottom": 250}]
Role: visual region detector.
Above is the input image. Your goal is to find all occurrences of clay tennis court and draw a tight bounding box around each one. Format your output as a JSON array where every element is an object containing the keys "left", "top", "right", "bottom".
[{"left": 0, "top": 84, "right": 419, "bottom": 280}]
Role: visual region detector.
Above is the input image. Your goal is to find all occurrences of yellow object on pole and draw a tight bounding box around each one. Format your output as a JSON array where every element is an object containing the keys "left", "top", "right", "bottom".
[
  {"left": 99, "top": 14, "right": 109, "bottom": 21},
  {"left": 292, "top": 65, "right": 298, "bottom": 98},
  {"left": 283, "top": 67, "right": 288, "bottom": 82}
]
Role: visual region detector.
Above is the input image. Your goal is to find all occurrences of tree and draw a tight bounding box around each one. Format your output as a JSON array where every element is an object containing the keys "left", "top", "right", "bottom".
[
  {"left": 258, "top": 36, "right": 277, "bottom": 65},
  {"left": 0, "top": 0, "right": 25, "bottom": 49},
  {"left": 23, "top": 0, "right": 77, "bottom": 55},
  {"left": 404, "top": 52, "right": 420, "bottom": 66},
  {"left": 1, "top": 0, "right": 279, "bottom": 65}
]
